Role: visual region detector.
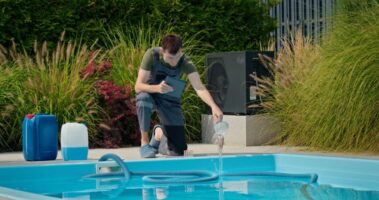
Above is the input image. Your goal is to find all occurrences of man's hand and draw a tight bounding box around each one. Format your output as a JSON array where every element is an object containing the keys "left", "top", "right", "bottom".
[
  {"left": 156, "top": 81, "right": 173, "bottom": 94},
  {"left": 211, "top": 105, "right": 223, "bottom": 123},
  {"left": 188, "top": 72, "right": 224, "bottom": 123}
]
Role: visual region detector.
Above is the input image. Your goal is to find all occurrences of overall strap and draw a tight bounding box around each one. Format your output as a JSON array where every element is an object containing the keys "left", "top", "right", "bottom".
[
  {"left": 153, "top": 47, "right": 160, "bottom": 63},
  {"left": 174, "top": 56, "right": 184, "bottom": 78}
]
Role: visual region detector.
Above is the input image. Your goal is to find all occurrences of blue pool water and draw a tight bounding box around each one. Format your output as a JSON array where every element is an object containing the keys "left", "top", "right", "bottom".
[{"left": 0, "top": 154, "right": 378, "bottom": 199}]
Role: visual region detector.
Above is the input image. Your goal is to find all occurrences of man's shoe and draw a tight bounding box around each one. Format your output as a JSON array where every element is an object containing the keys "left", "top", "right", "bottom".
[
  {"left": 149, "top": 125, "right": 162, "bottom": 150},
  {"left": 140, "top": 144, "right": 157, "bottom": 158}
]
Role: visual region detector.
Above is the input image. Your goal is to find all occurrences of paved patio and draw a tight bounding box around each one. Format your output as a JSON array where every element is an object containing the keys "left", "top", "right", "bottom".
[{"left": 0, "top": 144, "right": 378, "bottom": 165}]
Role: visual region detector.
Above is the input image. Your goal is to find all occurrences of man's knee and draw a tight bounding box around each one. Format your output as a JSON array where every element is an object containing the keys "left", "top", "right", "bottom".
[
  {"left": 136, "top": 92, "right": 154, "bottom": 109},
  {"left": 136, "top": 92, "right": 153, "bottom": 102}
]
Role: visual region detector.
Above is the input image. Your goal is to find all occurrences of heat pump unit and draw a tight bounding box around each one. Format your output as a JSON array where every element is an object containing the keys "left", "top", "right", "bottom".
[{"left": 206, "top": 51, "right": 274, "bottom": 115}]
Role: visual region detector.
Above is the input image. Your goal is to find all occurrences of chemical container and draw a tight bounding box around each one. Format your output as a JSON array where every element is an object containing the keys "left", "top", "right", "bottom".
[
  {"left": 22, "top": 114, "right": 58, "bottom": 161},
  {"left": 61, "top": 122, "right": 88, "bottom": 161}
]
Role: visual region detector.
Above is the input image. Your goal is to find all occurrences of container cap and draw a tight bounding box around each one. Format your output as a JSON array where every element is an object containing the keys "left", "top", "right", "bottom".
[{"left": 26, "top": 114, "right": 35, "bottom": 119}]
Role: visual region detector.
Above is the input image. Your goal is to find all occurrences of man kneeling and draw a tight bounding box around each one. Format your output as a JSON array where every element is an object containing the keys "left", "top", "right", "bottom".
[{"left": 135, "top": 33, "right": 223, "bottom": 158}]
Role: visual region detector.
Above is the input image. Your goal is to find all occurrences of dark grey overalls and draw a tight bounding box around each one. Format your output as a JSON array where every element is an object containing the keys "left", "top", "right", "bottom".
[{"left": 136, "top": 47, "right": 187, "bottom": 155}]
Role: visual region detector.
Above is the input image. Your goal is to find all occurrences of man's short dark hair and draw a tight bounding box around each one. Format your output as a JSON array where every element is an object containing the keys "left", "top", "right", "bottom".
[{"left": 161, "top": 33, "right": 182, "bottom": 55}]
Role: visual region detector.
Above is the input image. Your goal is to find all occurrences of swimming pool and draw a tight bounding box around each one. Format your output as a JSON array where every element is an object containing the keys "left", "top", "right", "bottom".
[{"left": 0, "top": 154, "right": 378, "bottom": 199}]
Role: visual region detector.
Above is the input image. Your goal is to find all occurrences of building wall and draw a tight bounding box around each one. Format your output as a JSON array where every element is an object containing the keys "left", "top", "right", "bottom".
[{"left": 270, "top": 0, "right": 337, "bottom": 49}]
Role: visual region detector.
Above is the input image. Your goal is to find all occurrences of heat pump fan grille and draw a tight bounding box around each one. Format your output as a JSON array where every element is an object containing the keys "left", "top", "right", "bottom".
[{"left": 207, "top": 61, "right": 229, "bottom": 109}]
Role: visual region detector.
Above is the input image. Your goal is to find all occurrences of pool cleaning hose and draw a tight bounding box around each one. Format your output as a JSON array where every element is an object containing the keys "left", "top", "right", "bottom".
[
  {"left": 85, "top": 153, "right": 218, "bottom": 183},
  {"left": 84, "top": 153, "right": 318, "bottom": 184}
]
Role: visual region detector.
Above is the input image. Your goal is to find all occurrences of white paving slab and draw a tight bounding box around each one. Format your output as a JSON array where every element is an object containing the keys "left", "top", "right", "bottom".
[{"left": 0, "top": 144, "right": 378, "bottom": 165}]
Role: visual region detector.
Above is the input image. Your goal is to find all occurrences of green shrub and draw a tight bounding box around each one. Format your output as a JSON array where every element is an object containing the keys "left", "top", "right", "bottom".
[
  {"left": 147, "top": 0, "right": 278, "bottom": 52},
  {"left": 0, "top": 0, "right": 278, "bottom": 53}
]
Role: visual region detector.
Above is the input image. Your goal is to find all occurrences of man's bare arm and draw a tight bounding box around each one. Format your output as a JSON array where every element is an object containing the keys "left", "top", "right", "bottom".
[
  {"left": 188, "top": 72, "right": 223, "bottom": 122},
  {"left": 135, "top": 69, "right": 173, "bottom": 94}
]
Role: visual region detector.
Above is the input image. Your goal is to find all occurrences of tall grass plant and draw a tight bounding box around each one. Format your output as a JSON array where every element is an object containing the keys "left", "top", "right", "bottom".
[
  {"left": 0, "top": 34, "right": 104, "bottom": 151},
  {"left": 257, "top": 1, "right": 379, "bottom": 152}
]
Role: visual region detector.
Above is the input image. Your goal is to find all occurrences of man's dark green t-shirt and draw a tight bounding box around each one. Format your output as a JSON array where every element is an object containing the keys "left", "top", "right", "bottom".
[{"left": 140, "top": 48, "right": 197, "bottom": 75}]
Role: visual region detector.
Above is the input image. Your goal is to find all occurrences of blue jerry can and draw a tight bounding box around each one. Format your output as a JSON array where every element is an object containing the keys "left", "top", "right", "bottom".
[{"left": 22, "top": 114, "right": 58, "bottom": 161}]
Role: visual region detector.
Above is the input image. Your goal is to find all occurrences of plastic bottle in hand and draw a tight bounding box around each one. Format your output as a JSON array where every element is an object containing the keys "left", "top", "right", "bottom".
[
  {"left": 214, "top": 121, "right": 229, "bottom": 136},
  {"left": 213, "top": 121, "right": 229, "bottom": 148}
]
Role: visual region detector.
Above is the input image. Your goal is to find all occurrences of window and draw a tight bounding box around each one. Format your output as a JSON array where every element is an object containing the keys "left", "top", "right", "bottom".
[
  {"left": 319, "top": 0, "right": 323, "bottom": 18},
  {"left": 281, "top": 2, "right": 285, "bottom": 22},
  {"left": 296, "top": 0, "right": 300, "bottom": 21},
  {"left": 303, "top": 0, "right": 307, "bottom": 20},
  {"left": 311, "top": 0, "right": 315, "bottom": 19}
]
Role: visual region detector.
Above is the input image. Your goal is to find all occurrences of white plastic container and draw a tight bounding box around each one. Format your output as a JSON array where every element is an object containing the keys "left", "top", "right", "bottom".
[{"left": 61, "top": 122, "right": 88, "bottom": 161}]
